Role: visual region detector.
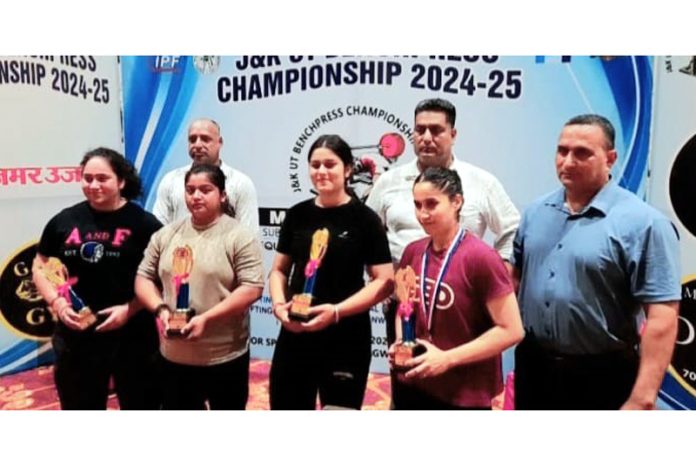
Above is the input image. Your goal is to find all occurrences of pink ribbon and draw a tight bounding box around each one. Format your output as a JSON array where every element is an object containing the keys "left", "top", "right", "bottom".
[
  {"left": 397, "top": 302, "right": 413, "bottom": 321},
  {"left": 56, "top": 277, "right": 78, "bottom": 299},
  {"left": 172, "top": 273, "right": 189, "bottom": 296},
  {"left": 155, "top": 315, "right": 165, "bottom": 337},
  {"left": 304, "top": 259, "right": 320, "bottom": 278}
]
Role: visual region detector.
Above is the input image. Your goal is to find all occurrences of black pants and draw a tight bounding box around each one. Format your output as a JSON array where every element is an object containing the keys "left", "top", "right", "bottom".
[
  {"left": 161, "top": 351, "right": 250, "bottom": 410},
  {"left": 53, "top": 323, "right": 161, "bottom": 410},
  {"left": 269, "top": 316, "right": 371, "bottom": 410},
  {"left": 115, "top": 311, "right": 162, "bottom": 409},
  {"left": 384, "top": 298, "right": 407, "bottom": 408},
  {"left": 514, "top": 337, "right": 639, "bottom": 410},
  {"left": 53, "top": 333, "right": 117, "bottom": 410},
  {"left": 113, "top": 338, "right": 162, "bottom": 410}
]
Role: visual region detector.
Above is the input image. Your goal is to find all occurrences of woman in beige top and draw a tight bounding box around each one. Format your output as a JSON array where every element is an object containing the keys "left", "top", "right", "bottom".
[{"left": 135, "top": 163, "right": 264, "bottom": 409}]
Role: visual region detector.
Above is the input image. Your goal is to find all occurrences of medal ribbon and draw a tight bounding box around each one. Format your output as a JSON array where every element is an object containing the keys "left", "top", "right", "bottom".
[
  {"left": 419, "top": 228, "right": 465, "bottom": 333},
  {"left": 397, "top": 301, "right": 413, "bottom": 322},
  {"left": 304, "top": 259, "right": 321, "bottom": 278}
]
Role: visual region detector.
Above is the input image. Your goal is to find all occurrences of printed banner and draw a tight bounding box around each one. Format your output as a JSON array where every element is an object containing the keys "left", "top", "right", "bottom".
[
  {"left": 647, "top": 56, "right": 696, "bottom": 410},
  {"left": 121, "top": 55, "right": 653, "bottom": 375},
  {"left": 8, "top": 55, "right": 688, "bottom": 409},
  {"left": 0, "top": 56, "right": 122, "bottom": 375}
]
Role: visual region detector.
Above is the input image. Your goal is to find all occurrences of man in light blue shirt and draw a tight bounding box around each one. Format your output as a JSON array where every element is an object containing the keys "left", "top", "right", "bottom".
[{"left": 512, "top": 114, "right": 681, "bottom": 410}]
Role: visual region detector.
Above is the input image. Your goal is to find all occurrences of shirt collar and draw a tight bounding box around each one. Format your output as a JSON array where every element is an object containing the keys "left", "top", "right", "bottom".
[
  {"left": 545, "top": 180, "right": 618, "bottom": 217},
  {"left": 586, "top": 180, "right": 620, "bottom": 215},
  {"left": 408, "top": 153, "right": 460, "bottom": 175}
]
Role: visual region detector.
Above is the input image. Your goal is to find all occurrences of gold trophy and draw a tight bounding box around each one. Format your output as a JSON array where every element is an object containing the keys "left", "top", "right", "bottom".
[
  {"left": 168, "top": 246, "right": 196, "bottom": 337},
  {"left": 40, "top": 257, "right": 97, "bottom": 330},
  {"left": 393, "top": 265, "right": 422, "bottom": 369},
  {"left": 289, "top": 228, "right": 330, "bottom": 321}
]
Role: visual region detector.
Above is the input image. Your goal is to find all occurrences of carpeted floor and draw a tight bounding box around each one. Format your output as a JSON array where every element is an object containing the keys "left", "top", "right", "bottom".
[
  {"left": 1, "top": 361, "right": 508, "bottom": 410},
  {"left": 0, "top": 359, "right": 393, "bottom": 410}
]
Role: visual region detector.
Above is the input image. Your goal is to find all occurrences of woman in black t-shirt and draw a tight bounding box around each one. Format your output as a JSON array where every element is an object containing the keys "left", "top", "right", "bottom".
[
  {"left": 268, "top": 134, "right": 394, "bottom": 409},
  {"left": 32, "top": 147, "right": 162, "bottom": 410}
]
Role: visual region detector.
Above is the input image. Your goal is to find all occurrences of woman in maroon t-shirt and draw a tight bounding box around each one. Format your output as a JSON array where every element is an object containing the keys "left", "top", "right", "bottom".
[{"left": 388, "top": 167, "right": 524, "bottom": 409}]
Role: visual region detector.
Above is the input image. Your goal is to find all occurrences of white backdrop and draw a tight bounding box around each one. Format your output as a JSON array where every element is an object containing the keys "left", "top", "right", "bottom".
[{"left": 3, "top": 56, "right": 688, "bottom": 410}]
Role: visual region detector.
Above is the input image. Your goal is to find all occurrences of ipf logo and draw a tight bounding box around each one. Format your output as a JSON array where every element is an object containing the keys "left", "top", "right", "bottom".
[{"left": 152, "top": 56, "right": 183, "bottom": 73}]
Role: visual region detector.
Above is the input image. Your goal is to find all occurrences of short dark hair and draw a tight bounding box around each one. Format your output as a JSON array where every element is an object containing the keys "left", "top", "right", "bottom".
[
  {"left": 80, "top": 147, "right": 142, "bottom": 200},
  {"left": 564, "top": 114, "right": 615, "bottom": 150},
  {"left": 184, "top": 163, "right": 235, "bottom": 218},
  {"left": 414, "top": 98, "right": 456, "bottom": 127}
]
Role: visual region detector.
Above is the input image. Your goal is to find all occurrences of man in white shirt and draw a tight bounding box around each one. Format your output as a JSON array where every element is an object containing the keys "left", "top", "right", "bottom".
[
  {"left": 367, "top": 98, "right": 519, "bottom": 263},
  {"left": 152, "top": 118, "right": 259, "bottom": 232},
  {"left": 366, "top": 98, "right": 519, "bottom": 407}
]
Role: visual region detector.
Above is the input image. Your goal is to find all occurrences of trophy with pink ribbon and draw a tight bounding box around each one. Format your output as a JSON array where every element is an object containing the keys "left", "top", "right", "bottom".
[
  {"left": 168, "top": 246, "right": 196, "bottom": 336},
  {"left": 40, "top": 257, "right": 97, "bottom": 330},
  {"left": 289, "top": 228, "right": 330, "bottom": 322},
  {"left": 394, "top": 265, "right": 420, "bottom": 369}
]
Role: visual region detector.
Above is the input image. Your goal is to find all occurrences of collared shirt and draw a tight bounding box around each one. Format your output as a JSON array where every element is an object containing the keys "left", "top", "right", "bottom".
[
  {"left": 152, "top": 160, "right": 259, "bottom": 233},
  {"left": 513, "top": 181, "right": 681, "bottom": 355},
  {"left": 366, "top": 157, "right": 520, "bottom": 262}
]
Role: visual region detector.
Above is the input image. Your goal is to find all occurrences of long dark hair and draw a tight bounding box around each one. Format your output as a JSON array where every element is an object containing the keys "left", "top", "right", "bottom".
[
  {"left": 80, "top": 147, "right": 143, "bottom": 200},
  {"left": 184, "top": 164, "right": 236, "bottom": 218},
  {"left": 307, "top": 134, "right": 356, "bottom": 197}
]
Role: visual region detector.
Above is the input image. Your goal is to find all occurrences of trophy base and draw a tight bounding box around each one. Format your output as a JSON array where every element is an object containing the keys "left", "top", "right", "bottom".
[
  {"left": 76, "top": 307, "right": 98, "bottom": 330},
  {"left": 289, "top": 293, "right": 312, "bottom": 322},
  {"left": 393, "top": 342, "right": 425, "bottom": 371},
  {"left": 166, "top": 308, "right": 196, "bottom": 337}
]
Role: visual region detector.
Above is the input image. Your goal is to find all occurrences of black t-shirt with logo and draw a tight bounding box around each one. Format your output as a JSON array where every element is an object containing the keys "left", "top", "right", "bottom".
[
  {"left": 38, "top": 201, "right": 162, "bottom": 342},
  {"left": 277, "top": 197, "right": 392, "bottom": 313}
]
